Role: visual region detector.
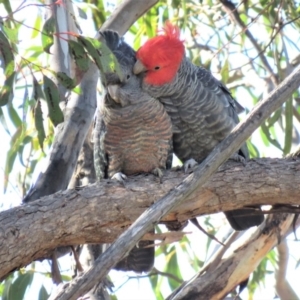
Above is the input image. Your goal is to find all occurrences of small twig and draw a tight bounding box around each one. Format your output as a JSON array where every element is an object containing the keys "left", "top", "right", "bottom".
[
  {"left": 199, "top": 231, "right": 240, "bottom": 275},
  {"left": 190, "top": 218, "right": 225, "bottom": 246},
  {"left": 220, "top": 0, "right": 278, "bottom": 85},
  {"left": 275, "top": 240, "right": 299, "bottom": 300}
]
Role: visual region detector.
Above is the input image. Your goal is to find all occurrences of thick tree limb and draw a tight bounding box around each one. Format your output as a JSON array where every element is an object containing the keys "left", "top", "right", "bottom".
[
  {"left": 50, "top": 63, "right": 300, "bottom": 299},
  {"left": 1, "top": 157, "right": 300, "bottom": 282},
  {"left": 99, "top": 0, "right": 158, "bottom": 36},
  {"left": 167, "top": 213, "right": 294, "bottom": 300}
]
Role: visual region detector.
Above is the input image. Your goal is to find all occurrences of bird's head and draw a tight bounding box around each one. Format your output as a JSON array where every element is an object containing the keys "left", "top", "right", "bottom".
[{"left": 133, "top": 22, "right": 184, "bottom": 86}]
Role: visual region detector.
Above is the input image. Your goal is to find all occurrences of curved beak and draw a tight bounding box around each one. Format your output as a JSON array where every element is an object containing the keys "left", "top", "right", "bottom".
[
  {"left": 107, "top": 84, "right": 119, "bottom": 102},
  {"left": 133, "top": 59, "right": 147, "bottom": 75}
]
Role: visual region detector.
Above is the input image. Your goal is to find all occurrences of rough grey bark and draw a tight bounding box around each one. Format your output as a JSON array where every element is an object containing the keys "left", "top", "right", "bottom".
[
  {"left": 1, "top": 157, "right": 300, "bottom": 282},
  {"left": 99, "top": 0, "right": 158, "bottom": 35}
]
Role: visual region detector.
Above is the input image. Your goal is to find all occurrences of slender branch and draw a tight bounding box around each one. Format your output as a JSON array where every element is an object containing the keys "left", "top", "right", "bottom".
[
  {"left": 275, "top": 240, "right": 299, "bottom": 300},
  {"left": 220, "top": 0, "right": 279, "bottom": 85}
]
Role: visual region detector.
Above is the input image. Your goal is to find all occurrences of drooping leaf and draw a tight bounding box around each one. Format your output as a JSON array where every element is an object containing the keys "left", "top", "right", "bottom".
[
  {"left": 3, "top": 21, "right": 20, "bottom": 45},
  {"left": 260, "top": 123, "right": 282, "bottom": 150},
  {"left": 0, "top": 30, "right": 15, "bottom": 76},
  {"left": 33, "top": 100, "right": 46, "bottom": 150},
  {"left": 1, "top": 0, "right": 12, "bottom": 15},
  {"left": 220, "top": 58, "right": 229, "bottom": 83},
  {"left": 41, "top": 16, "right": 55, "bottom": 53},
  {"left": 43, "top": 75, "right": 64, "bottom": 126},
  {"left": 32, "top": 15, "right": 42, "bottom": 39},
  {"left": 33, "top": 76, "right": 46, "bottom": 101},
  {"left": 68, "top": 39, "right": 90, "bottom": 72},
  {"left": 7, "top": 102, "right": 22, "bottom": 128},
  {"left": 38, "top": 285, "right": 49, "bottom": 300},
  {"left": 164, "top": 245, "right": 183, "bottom": 290},
  {"left": 77, "top": 6, "right": 88, "bottom": 20},
  {"left": 267, "top": 108, "right": 282, "bottom": 128},
  {"left": 7, "top": 272, "right": 34, "bottom": 300},
  {"left": 0, "top": 71, "right": 16, "bottom": 106},
  {"left": 87, "top": 0, "right": 106, "bottom": 28},
  {"left": 2, "top": 275, "right": 13, "bottom": 300},
  {"left": 56, "top": 72, "right": 76, "bottom": 89},
  {"left": 0, "top": 107, "right": 9, "bottom": 134},
  {"left": 77, "top": 35, "right": 123, "bottom": 81}
]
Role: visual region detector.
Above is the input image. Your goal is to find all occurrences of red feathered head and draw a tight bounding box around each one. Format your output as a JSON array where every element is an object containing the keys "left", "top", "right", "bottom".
[{"left": 134, "top": 22, "right": 185, "bottom": 86}]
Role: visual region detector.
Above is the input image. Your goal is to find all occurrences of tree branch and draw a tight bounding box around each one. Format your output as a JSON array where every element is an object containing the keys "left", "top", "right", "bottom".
[
  {"left": 167, "top": 213, "right": 294, "bottom": 299},
  {"left": 275, "top": 240, "right": 299, "bottom": 300},
  {"left": 99, "top": 0, "right": 158, "bottom": 36},
  {"left": 1, "top": 157, "right": 299, "bottom": 282}
]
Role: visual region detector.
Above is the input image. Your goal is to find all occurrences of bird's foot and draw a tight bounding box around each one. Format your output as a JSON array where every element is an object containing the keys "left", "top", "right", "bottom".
[
  {"left": 111, "top": 172, "right": 127, "bottom": 186},
  {"left": 230, "top": 153, "right": 246, "bottom": 165},
  {"left": 183, "top": 158, "right": 198, "bottom": 173},
  {"left": 152, "top": 168, "right": 164, "bottom": 183}
]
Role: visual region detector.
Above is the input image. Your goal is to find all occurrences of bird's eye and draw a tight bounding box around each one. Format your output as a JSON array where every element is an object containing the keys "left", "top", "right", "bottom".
[
  {"left": 154, "top": 66, "right": 160, "bottom": 70},
  {"left": 126, "top": 75, "right": 130, "bottom": 80}
]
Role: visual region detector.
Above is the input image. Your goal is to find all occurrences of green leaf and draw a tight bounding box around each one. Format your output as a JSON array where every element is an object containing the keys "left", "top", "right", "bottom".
[
  {"left": 33, "top": 76, "right": 46, "bottom": 101},
  {"left": 260, "top": 123, "right": 282, "bottom": 150},
  {"left": 43, "top": 75, "right": 64, "bottom": 126},
  {"left": 164, "top": 245, "right": 182, "bottom": 290},
  {"left": 1, "top": 0, "right": 12, "bottom": 15},
  {"left": 8, "top": 272, "right": 34, "bottom": 300},
  {"left": 0, "top": 30, "right": 15, "bottom": 76},
  {"left": 77, "top": 36, "right": 123, "bottom": 81},
  {"left": 2, "top": 275, "right": 13, "bottom": 300},
  {"left": 3, "top": 22, "right": 20, "bottom": 45},
  {"left": 266, "top": 108, "right": 282, "bottom": 128},
  {"left": 56, "top": 72, "right": 76, "bottom": 89},
  {"left": 7, "top": 102, "right": 22, "bottom": 128},
  {"left": 77, "top": 6, "right": 88, "bottom": 20},
  {"left": 61, "top": 274, "right": 72, "bottom": 281},
  {"left": 32, "top": 15, "right": 42, "bottom": 39},
  {"left": 38, "top": 285, "right": 49, "bottom": 300},
  {"left": 34, "top": 100, "right": 46, "bottom": 150},
  {"left": 0, "top": 108, "right": 9, "bottom": 136},
  {"left": 0, "top": 71, "right": 16, "bottom": 107},
  {"left": 220, "top": 58, "right": 229, "bottom": 83},
  {"left": 68, "top": 39, "right": 90, "bottom": 72},
  {"left": 3, "top": 125, "right": 23, "bottom": 192},
  {"left": 41, "top": 16, "right": 55, "bottom": 53}
]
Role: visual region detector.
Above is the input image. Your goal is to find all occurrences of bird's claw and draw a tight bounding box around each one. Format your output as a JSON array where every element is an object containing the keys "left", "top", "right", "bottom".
[
  {"left": 111, "top": 172, "right": 127, "bottom": 186},
  {"left": 152, "top": 168, "right": 164, "bottom": 183},
  {"left": 183, "top": 158, "right": 198, "bottom": 173},
  {"left": 230, "top": 153, "right": 246, "bottom": 165}
]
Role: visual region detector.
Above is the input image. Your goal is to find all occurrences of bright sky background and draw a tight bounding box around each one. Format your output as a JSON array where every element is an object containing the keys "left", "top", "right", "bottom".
[{"left": 1, "top": 1, "right": 300, "bottom": 300}]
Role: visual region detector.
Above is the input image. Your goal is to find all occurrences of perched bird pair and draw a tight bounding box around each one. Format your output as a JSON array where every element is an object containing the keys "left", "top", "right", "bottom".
[{"left": 95, "top": 24, "right": 264, "bottom": 273}]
